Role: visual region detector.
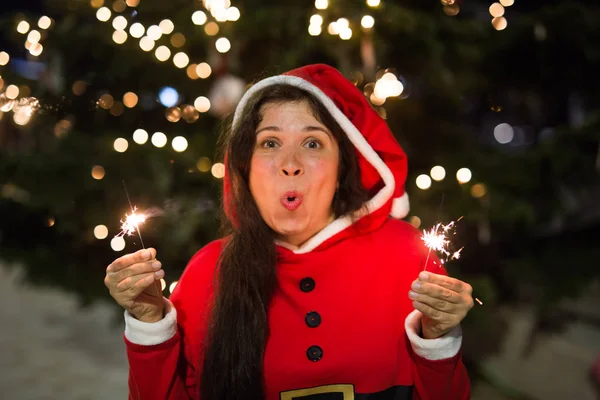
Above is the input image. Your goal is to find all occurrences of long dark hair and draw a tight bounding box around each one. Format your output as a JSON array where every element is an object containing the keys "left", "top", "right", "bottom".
[{"left": 200, "top": 84, "right": 370, "bottom": 400}]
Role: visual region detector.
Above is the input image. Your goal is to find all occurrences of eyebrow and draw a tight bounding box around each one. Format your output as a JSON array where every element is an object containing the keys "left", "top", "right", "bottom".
[{"left": 255, "top": 125, "right": 333, "bottom": 138}]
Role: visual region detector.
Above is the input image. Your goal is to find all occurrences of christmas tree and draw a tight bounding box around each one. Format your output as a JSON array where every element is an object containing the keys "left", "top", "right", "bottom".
[{"left": 1, "top": 0, "right": 599, "bottom": 373}]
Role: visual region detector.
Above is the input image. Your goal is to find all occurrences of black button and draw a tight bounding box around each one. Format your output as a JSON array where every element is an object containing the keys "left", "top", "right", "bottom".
[
  {"left": 306, "top": 345, "right": 323, "bottom": 362},
  {"left": 300, "top": 277, "right": 315, "bottom": 292},
  {"left": 305, "top": 311, "right": 321, "bottom": 328}
]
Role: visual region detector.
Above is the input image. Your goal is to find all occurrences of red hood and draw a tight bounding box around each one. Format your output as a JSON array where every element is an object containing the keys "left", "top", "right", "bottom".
[{"left": 223, "top": 64, "right": 409, "bottom": 253}]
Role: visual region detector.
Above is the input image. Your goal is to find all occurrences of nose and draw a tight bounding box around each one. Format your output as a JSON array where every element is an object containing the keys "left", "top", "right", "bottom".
[{"left": 279, "top": 152, "right": 304, "bottom": 177}]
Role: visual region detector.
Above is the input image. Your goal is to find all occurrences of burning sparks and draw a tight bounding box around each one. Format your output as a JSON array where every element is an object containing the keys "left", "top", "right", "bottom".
[
  {"left": 116, "top": 206, "right": 146, "bottom": 238},
  {"left": 475, "top": 298, "right": 483, "bottom": 305}
]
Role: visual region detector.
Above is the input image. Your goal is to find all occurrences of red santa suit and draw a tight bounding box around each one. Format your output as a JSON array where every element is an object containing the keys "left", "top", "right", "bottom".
[{"left": 123, "top": 64, "right": 471, "bottom": 400}]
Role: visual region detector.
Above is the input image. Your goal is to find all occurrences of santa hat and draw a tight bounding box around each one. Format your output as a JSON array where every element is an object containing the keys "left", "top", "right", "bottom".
[{"left": 224, "top": 64, "right": 409, "bottom": 250}]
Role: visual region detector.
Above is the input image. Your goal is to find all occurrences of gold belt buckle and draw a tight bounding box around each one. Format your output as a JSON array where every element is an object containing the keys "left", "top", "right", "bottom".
[{"left": 280, "top": 384, "right": 355, "bottom": 400}]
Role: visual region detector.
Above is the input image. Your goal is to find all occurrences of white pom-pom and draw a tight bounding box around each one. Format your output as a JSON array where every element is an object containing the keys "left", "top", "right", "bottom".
[{"left": 390, "top": 192, "right": 409, "bottom": 219}]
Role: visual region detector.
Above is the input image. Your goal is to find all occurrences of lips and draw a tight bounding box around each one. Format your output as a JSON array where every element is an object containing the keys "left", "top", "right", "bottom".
[{"left": 281, "top": 190, "right": 303, "bottom": 211}]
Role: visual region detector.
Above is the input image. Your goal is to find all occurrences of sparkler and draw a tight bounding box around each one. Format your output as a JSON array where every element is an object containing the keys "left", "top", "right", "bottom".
[{"left": 116, "top": 181, "right": 162, "bottom": 297}]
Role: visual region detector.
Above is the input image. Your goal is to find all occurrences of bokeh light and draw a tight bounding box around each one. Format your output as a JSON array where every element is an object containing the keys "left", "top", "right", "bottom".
[
  {"left": 123, "top": 92, "right": 138, "bottom": 108},
  {"left": 194, "top": 96, "right": 211, "bottom": 112},
  {"left": 430, "top": 166, "right": 446, "bottom": 181},
  {"left": 169, "top": 280, "right": 178, "bottom": 294},
  {"left": 91, "top": 165, "right": 105, "bottom": 180},
  {"left": 94, "top": 225, "right": 109, "bottom": 239},
  {"left": 361, "top": 15, "right": 375, "bottom": 29},
  {"left": 98, "top": 93, "right": 114, "bottom": 109},
  {"left": 165, "top": 106, "right": 181, "bottom": 122},
  {"left": 367, "top": 0, "right": 381, "bottom": 7},
  {"left": 186, "top": 64, "right": 199, "bottom": 79},
  {"left": 408, "top": 216, "right": 422, "bottom": 229},
  {"left": 309, "top": 25, "right": 322, "bottom": 36},
  {"left": 112, "top": 30, "right": 128, "bottom": 44},
  {"left": 158, "top": 87, "right": 179, "bottom": 107},
  {"left": 170, "top": 33, "right": 186, "bottom": 48},
  {"left": 471, "top": 183, "right": 487, "bottom": 198},
  {"left": 215, "top": 38, "right": 231, "bottom": 53},
  {"left": 159, "top": 19, "right": 174, "bottom": 34},
  {"left": 196, "top": 63, "right": 212, "bottom": 79},
  {"left": 38, "top": 16, "right": 52, "bottom": 29},
  {"left": 204, "top": 22, "right": 219, "bottom": 36},
  {"left": 112, "top": 15, "right": 128, "bottom": 30},
  {"left": 151, "top": 132, "right": 168, "bottom": 148},
  {"left": 160, "top": 279, "right": 166, "bottom": 291},
  {"left": 111, "top": 236, "right": 125, "bottom": 251},
  {"left": 139, "top": 36, "right": 155, "bottom": 51},
  {"left": 27, "top": 30, "right": 41, "bottom": 44},
  {"left": 456, "top": 168, "right": 472, "bottom": 184},
  {"left": 492, "top": 17, "right": 508, "bottom": 31},
  {"left": 6, "top": 85, "right": 19, "bottom": 99},
  {"left": 17, "top": 21, "right": 30, "bottom": 34},
  {"left": 173, "top": 52, "right": 189, "bottom": 68},
  {"left": 494, "top": 123, "right": 514, "bottom": 144},
  {"left": 0, "top": 52, "right": 10, "bottom": 66},
  {"left": 227, "top": 7, "right": 241, "bottom": 21},
  {"left": 133, "top": 129, "right": 148, "bottom": 144},
  {"left": 129, "top": 22, "right": 145, "bottom": 38},
  {"left": 147, "top": 25, "right": 162, "bottom": 41},
  {"left": 192, "top": 10, "right": 208, "bottom": 25},
  {"left": 489, "top": 3, "right": 505, "bottom": 17},
  {"left": 197, "top": 157, "right": 211, "bottom": 172},
  {"left": 172, "top": 136, "right": 188, "bottom": 152},
  {"left": 500, "top": 0, "right": 514, "bottom": 6},
  {"left": 155, "top": 45, "right": 171, "bottom": 61},
  {"left": 315, "top": 0, "right": 328, "bottom": 9},
  {"left": 416, "top": 174, "right": 432, "bottom": 190},
  {"left": 114, "top": 138, "right": 129, "bottom": 152},
  {"left": 211, "top": 163, "right": 225, "bottom": 179},
  {"left": 96, "top": 7, "right": 111, "bottom": 22}
]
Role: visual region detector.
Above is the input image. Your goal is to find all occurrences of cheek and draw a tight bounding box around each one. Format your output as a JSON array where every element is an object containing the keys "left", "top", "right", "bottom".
[{"left": 250, "top": 156, "right": 277, "bottom": 198}]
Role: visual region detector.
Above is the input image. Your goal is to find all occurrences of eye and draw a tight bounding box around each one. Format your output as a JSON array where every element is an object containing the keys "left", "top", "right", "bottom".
[
  {"left": 305, "top": 139, "right": 322, "bottom": 149},
  {"left": 260, "top": 139, "right": 278, "bottom": 148}
]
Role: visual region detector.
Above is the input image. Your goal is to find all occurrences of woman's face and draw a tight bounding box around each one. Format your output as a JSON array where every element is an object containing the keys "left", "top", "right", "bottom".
[{"left": 249, "top": 100, "right": 340, "bottom": 247}]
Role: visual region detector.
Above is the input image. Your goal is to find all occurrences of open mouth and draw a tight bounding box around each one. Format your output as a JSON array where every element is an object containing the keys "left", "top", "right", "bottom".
[{"left": 281, "top": 191, "right": 303, "bottom": 211}]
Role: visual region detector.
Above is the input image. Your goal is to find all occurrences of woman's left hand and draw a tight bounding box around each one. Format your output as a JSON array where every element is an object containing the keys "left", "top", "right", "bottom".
[{"left": 408, "top": 271, "right": 474, "bottom": 340}]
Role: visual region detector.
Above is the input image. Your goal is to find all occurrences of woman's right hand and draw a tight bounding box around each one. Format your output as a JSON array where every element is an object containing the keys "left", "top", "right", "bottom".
[{"left": 104, "top": 248, "right": 165, "bottom": 323}]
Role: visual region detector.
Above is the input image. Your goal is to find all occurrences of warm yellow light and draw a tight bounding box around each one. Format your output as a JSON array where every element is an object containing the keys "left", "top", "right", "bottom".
[
  {"left": 96, "top": 7, "right": 111, "bottom": 22},
  {"left": 492, "top": 17, "right": 508, "bottom": 31},
  {"left": 146, "top": 25, "right": 162, "bottom": 40},
  {"left": 129, "top": 22, "right": 145, "bottom": 38},
  {"left": 111, "top": 236, "right": 125, "bottom": 251},
  {"left": 196, "top": 63, "right": 212, "bottom": 79},
  {"left": 173, "top": 52, "right": 190, "bottom": 68},
  {"left": 430, "top": 166, "right": 446, "bottom": 181},
  {"left": 155, "top": 45, "right": 171, "bottom": 61},
  {"left": 211, "top": 162, "right": 225, "bottom": 179},
  {"left": 215, "top": 37, "right": 231, "bottom": 53},
  {"left": 139, "top": 36, "right": 155, "bottom": 51},
  {"left": 17, "top": 21, "right": 30, "bottom": 34},
  {"left": 367, "top": 0, "right": 381, "bottom": 7},
  {"left": 91, "top": 165, "right": 105, "bottom": 179},
  {"left": 227, "top": 7, "right": 240, "bottom": 21},
  {"left": 165, "top": 106, "right": 181, "bottom": 123},
  {"left": 212, "top": 7, "right": 228, "bottom": 22},
  {"left": 14, "top": 110, "right": 32, "bottom": 126},
  {"left": 339, "top": 27, "right": 353, "bottom": 40},
  {"left": 310, "top": 15, "right": 323, "bottom": 26},
  {"left": 416, "top": 174, "right": 432, "bottom": 190},
  {"left": 408, "top": 216, "right": 422, "bottom": 229},
  {"left": 29, "top": 43, "right": 43, "bottom": 56},
  {"left": 94, "top": 225, "right": 109, "bottom": 239},
  {"left": 196, "top": 157, "right": 211, "bottom": 172},
  {"left": 151, "top": 132, "right": 167, "bottom": 148},
  {"left": 456, "top": 168, "right": 472, "bottom": 184},
  {"left": 112, "top": 30, "right": 128, "bottom": 44},
  {"left": 27, "top": 30, "right": 41, "bottom": 44},
  {"left": 126, "top": 0, "right": 140, "bottom": 6},
  {"left": 46, "top": 217, "right": 55, "bottom": 228},
  {"left": 90, "top": 0, "right": 104, "bottom": 8},
  {"left": 159, "top": 19, "right": 174, "bottom": 34},
  {"left": 194, "top": 96, "right": 211, "bottom": 113},
  {"left": 370, "top": 93, "right": 386, "bottom": 106},
  {"left": 471, "top": 183, "right": 487, "bottom": 198},
  {"left": 186, "top": 64, "right": 199, "bottom": 79},
  {"left": 98, "top": 93, "right": 114, "bottom": 109},
  {"left": 328, "top": 22, "right": 340, "bottom": 35},
  {"left": 337, "top": 18, "right": 349, "bottom": 29},
  {"left": 172, "top": 136, "right": 188, "bottom": 152},
  {"left": 192, "top": 10, "right": 208, "bottom": 25},
  {"left": 204, "top": 22, "right": 219, "bottom": 36},
  {"left": 361, "top": 15, "right": 375, "bottom": 29},
  {"left": 113, "top": 0, "right": 126, "bottom": 12},
  {"left": 170, "top": 33, "right": 186, "bottom": 48},
  {"left": 38, "top": 16, "right": 52, "bottom": 30},
  {"left": 112, "top": 15, "right": 128, "bottom": 30},
  {"left": 160, "top": 279, "right": 166, "bottom": 291},
  {"left": 169, "top": 280, "right": 178, "bottom": 293},
  {"left": 5, "top": 85, "right": 19, "bottom": 99},
  {"left": 315, "top": 0, "right": 328, "bottom": 10},
  {"left": 500, "top": 0, "right": 514, "bottom": 6},
  {"left": 114, "top": 138, "right": 129, "bottom": 152},
  {"left": 489, "top": 3, "right": 505, "bottom": 17},
  {"left": 110, "top": 101, "right": 125, "bottom": 116},
  {"left": 0, "top": 52, "right": 9, "bottom": 66},
  {"left": 133, "top": 129, "right": 148, "bottom": 144},
  {"left": 308, "top": 24, "right": 322, "bottom": 36},
  {"left": 72, "top": 81, "right": 87, "bottom": 96}
]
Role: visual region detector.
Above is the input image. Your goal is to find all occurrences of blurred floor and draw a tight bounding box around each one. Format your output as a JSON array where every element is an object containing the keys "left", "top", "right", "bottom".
[{"left": 0, "top": 262, "right": 514, "bottom": 400}]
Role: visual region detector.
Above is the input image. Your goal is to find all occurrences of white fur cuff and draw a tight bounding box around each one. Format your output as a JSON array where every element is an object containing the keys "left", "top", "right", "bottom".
[
  {"left": 404, "top": 309, "right": 462, "bottom": 361},
  {"left": 124, "top": 298, "right": 177, "bottom": 346}
]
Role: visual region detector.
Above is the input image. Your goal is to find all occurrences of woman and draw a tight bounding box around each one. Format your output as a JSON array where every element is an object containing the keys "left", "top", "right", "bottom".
[{"left": 105, "top": 64, "right": 474, "bottom": 400}]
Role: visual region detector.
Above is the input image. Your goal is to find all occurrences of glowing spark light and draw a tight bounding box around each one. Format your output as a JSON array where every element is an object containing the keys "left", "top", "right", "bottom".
[
  {"left": 116, "top": 206, "right": 147, "bottom": 238},
  {"left": 422, "top": 223, "right": 451, "bottom": 259},
  {"left": 475, "top": 298, "right": 483, "bottom": 305}
]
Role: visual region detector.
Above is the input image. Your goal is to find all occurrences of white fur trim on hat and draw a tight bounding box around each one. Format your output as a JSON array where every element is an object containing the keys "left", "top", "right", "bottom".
[
  {"left": 391, "top": 192, "right": 410, "bottom": 219},
  {"left": 405, "top": 309, "right": 462, "bottom": 360},
  {"left": 233, "top": 75, "right": 396, "bottom": 254}
]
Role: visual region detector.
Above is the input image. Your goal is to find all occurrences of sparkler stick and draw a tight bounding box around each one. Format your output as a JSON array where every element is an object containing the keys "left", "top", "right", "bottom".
[{"left": 118, "top": 180, "right": 162, "bottom": 297}]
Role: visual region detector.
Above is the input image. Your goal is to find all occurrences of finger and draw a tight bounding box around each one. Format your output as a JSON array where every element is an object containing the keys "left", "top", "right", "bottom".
[
  {"left": 106, "top": 248, "right": 156, "bottom": 273},
  {"left": 109, "top": 260, "right": 162, "bottom": 283},
  {"left": 419, "top": 271, "right": 472, "bottom": 295},
  {"left": 412, "top": 300, "right": 451, "bottom": 321},
  {"left": 410, "top": 281, "right": 463, "bottom": 304},
  {"left": 409, "top": 291, "right": 463, "bottom": 314},
  {"left": 115, "top": 270, "right": 164, "bottom": 294}
]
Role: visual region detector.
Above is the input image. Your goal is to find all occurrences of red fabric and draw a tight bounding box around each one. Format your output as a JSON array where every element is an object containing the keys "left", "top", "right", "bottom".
[
  {"left": 124, "top": 219, "right": 471, "bottom": 399},
  {"left": 223, "top": 64, "right": 408, "bottom": 228}
]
